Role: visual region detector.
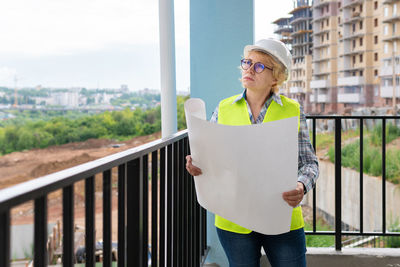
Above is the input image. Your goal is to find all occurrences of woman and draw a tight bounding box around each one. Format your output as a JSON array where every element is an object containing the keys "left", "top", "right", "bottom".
[{"left": 186, "top": 39, "right": 319, "bottom": 267}]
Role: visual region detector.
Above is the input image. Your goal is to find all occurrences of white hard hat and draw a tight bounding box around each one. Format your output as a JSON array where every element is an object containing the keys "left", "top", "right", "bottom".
[{"left": 244, "top": 38, "right": 292, "bottom": 81}]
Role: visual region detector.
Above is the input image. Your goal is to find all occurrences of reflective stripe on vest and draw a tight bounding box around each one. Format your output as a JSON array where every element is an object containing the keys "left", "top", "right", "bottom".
[{"left": 215, "top": 94, "right": 304, "bottom": 234}]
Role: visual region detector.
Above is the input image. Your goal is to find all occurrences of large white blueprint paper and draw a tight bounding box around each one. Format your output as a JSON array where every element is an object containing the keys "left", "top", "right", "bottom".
[{"left": 184, "top": 98, "right": 299, "bottom": 235}]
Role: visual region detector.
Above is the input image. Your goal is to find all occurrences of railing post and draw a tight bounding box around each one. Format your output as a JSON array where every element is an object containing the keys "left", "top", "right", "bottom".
[
  {"left": 34, "top": 196, "right": 48, "bottom": 267},
  {"left": 183, "top": 138, "right": 189, "bottom": 267},
  {"left": 142, "top": 155, "right": 149, "bottom": 267},
  {"left": 359, "top": 118, "right": 364, "bottom": 234},
  {"left": 103, "top": 170, "right": 112, "bottom": 267},
  {"left": 127, "top": 158, "right": 143, "bottom": 266},
  {"left": 63, "top": 185, "right": 74, "bottom": 266},
  {"left": 85, "top": 176, "right": 95, "bottom": 267},
  {"left": 166, "top": 144, "right": 173, "bottom": 266},
  {"left": 335, "top": 117, "right": 342, "bottom": 251},
  {"left": 382, "top": 119, "right": 386, "bottom": 234},
  {"left": 160, "top": 147, "right": 166, "bottom": 267},
  {"left": 0, "top": 210, "right": 10, "bottom": 267},
  {"left": 173, "top": 142, "right": 179, "bottom": 267},
  {"left": 118, "top": 164, "right": 127, "bottom": 267},
  {"left": 178, "top": 139, "right": 185, "bottom": 267},
  {"left": 151, "top": 151, "right": 159, "bottom": 267},
  {"left": 312, "top": 118, "right": 317, "bottom": 233}
]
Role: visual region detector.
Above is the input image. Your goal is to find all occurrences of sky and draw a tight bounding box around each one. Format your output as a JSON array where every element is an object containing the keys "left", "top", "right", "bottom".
[{"left": 0, "top": 0, "right": 293, "bottom": 92}]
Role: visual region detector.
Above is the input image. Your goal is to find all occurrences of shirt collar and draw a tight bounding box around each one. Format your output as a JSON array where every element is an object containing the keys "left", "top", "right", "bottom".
[{"left": 233, "top": 89, "right": 283, "bottom": 106}]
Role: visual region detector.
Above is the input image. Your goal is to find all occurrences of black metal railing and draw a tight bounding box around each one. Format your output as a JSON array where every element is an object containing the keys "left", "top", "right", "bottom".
[
  {"left": 0, "top": 130, "right": 207, "bottom": 267},
  {"left": 305, "top": 115, "right": 400, "bottom": 251}
]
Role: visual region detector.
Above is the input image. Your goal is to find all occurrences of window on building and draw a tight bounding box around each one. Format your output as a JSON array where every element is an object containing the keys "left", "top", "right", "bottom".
[
  {"left": 394, "top": 41, "right": 397, "bottom": 52},
  {"left": 360, "top": 70, "right": 363, "bottom": 76},
  {"left": 393, "top": 23, "right": 397, "bottom": 34},
  {"left": 374, "top": 1, "right": 378, "bottom": 9},
  {"left": 353, "top": 7, "right": 356, "bottom": 12},
  {"left": 385, "top": 43, "right": 389, "bottom": 53},
  {"left": 384, "top": 25, "right": 388, "bottom": 35},
  {"left": 321, "top": 20, "right": 324, "bottom": 28},
  {"left": 321, "top": 35, "right": 324, "bottom": 42},
  {"left": 353, "top": 39, "right": 356, "bottom": 48},
  {"left": 394, "top": 4, "right": 397, "bottom": 15},
  {"left": 353, "top": 23, "right": 356, "bottom": 32},
  {"left": 360, "top": 37, "right": 363, "bottom": 46},
  {"left": 327, "top": 33, "right": 329, "bottom": 40},
  {"left": 327, "top": 5, "right": 329, "bottom": 12},
  {"left": 353, "top": 71, "right": 356, "bottom": 76},
  {"left": 375, "top": 18, "right": 378, "bottom": 27},
  {"left": 374, "top": 69, "right": 378, "bottom": 76},
  {"left": 385, "top": 7, "right": 389, "bottom": 17},
  {"left": 353, "top": 55, "right": 356, "bottom": 64},
  {"left": 375, "top": 52, "right": 378, "bottom": 61},
  {"left": 375, "top": 35, "right": 378, "bottom": 44},
  {"left": 360, "top": 54, "right": 363, "bottom": 63},
  {"left": 360, "top": 21, "right": 363, "bottom": 30},
  {"left": 327, "top": 19, "right": 329, "bottom": 26},
  {"left": 338, "top": 2, "right": 341, "bottom": 8},
  {"left": 360, "top": 4, "right": 363, "bottom": 12},
  {"left": 338, "top": 17, "right": 341, "bottom": 24}
]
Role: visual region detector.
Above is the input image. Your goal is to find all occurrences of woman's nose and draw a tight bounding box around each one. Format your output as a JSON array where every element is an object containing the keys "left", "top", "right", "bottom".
[{"left": 244, "top": 65, "right": 255, "bottom": 74}]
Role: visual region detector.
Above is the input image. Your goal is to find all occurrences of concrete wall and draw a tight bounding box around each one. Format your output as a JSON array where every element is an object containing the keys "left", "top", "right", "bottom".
[
  {"left": 11, "top": 223, "right": 55, "bottom": 260},
  {"left": 303, "top": 160, "right": 400, "bottom": 231}
]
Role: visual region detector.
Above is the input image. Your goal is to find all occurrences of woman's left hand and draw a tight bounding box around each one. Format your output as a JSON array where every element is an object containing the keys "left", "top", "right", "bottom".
[{"left": 282, "top": 182, "right": 305, "bottom": 207}]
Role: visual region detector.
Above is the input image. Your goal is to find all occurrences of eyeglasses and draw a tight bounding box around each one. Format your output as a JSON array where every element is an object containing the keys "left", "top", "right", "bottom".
[{"left": 240, "top": 59, "right": 273, "bottom": 73}]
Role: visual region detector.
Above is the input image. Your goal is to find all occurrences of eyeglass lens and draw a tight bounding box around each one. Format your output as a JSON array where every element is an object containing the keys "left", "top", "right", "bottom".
[{"left": 241, "top": 59, "right": 266, "bottom": 73}]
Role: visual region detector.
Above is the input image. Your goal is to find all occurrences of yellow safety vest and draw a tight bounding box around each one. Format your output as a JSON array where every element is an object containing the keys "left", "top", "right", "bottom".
[{"left": 215, "top": 93, "right": 304, "bottom": 234}]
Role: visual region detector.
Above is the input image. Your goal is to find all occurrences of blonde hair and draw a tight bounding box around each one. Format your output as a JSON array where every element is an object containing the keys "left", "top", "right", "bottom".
[{"left": 242, "top": 50, "right": 287, "bottom": 93}]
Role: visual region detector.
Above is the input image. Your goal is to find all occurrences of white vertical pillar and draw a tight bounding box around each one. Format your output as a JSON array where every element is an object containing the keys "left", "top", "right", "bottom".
[{"left": 159, "top": 0, "right": 178, "bottom": 138}]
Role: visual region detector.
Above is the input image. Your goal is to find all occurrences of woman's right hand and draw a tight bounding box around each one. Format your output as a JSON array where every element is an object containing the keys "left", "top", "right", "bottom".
[{"left": 185, "top": 155, "right": 203, "bottom": 176}]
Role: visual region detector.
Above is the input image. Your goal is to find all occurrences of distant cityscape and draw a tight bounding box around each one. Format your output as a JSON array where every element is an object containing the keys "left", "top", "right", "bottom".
[{"left": 0, "top": 84, "right": 189, "bottom": 114}]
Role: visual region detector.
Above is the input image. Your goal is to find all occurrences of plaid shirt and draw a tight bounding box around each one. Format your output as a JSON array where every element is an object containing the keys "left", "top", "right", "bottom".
[{"left": 210, "top": 90, "right": 319, "bottom": 194}]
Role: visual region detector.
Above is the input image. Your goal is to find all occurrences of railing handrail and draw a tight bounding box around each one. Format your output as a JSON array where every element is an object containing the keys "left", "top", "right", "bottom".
[{"left": 0, "top": 130, "right": 188, "bottom": 213}]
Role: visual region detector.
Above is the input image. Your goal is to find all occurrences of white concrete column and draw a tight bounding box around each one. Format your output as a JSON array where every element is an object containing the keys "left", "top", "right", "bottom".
[{"left": 159, "top": 0, "right": 177, "bottom": 138}]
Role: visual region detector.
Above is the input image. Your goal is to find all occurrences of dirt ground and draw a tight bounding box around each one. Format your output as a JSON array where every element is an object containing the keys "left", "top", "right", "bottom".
[{"left": 0, "top": 132, "right": 161, "bottom": 241}]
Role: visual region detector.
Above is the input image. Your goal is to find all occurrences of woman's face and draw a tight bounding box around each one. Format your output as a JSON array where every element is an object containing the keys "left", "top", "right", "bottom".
[{"left": 241, "top": 51, "right": 277, "bottom": 94}]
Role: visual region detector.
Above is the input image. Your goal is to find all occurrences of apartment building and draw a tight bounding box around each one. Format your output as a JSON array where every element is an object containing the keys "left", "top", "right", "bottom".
[
  {"left": 311, "top": 0, "right": 339, "bottom": 114},
  {"left": 334, "top": 0, "right": 381, "bottom": 113},
  {"left": 288, "top": 0, "right": 313, "bottom": 113},
  {"left": 380, "top": 0, "right": 400, "bottom": 109},
  {"left": 274, "top": 0, "right": 399, "bottom": 114},
  {"left": 273, "top": 17, "right": 293, "bottom": 45},
  {"left": 273, "top": 17, "right": 293, "bottom": 99}
]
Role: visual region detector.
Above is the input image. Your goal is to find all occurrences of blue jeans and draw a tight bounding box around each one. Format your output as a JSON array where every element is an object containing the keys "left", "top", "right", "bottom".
[{"left": 216, "top": 227, "right": 307, "bottom": 267}]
